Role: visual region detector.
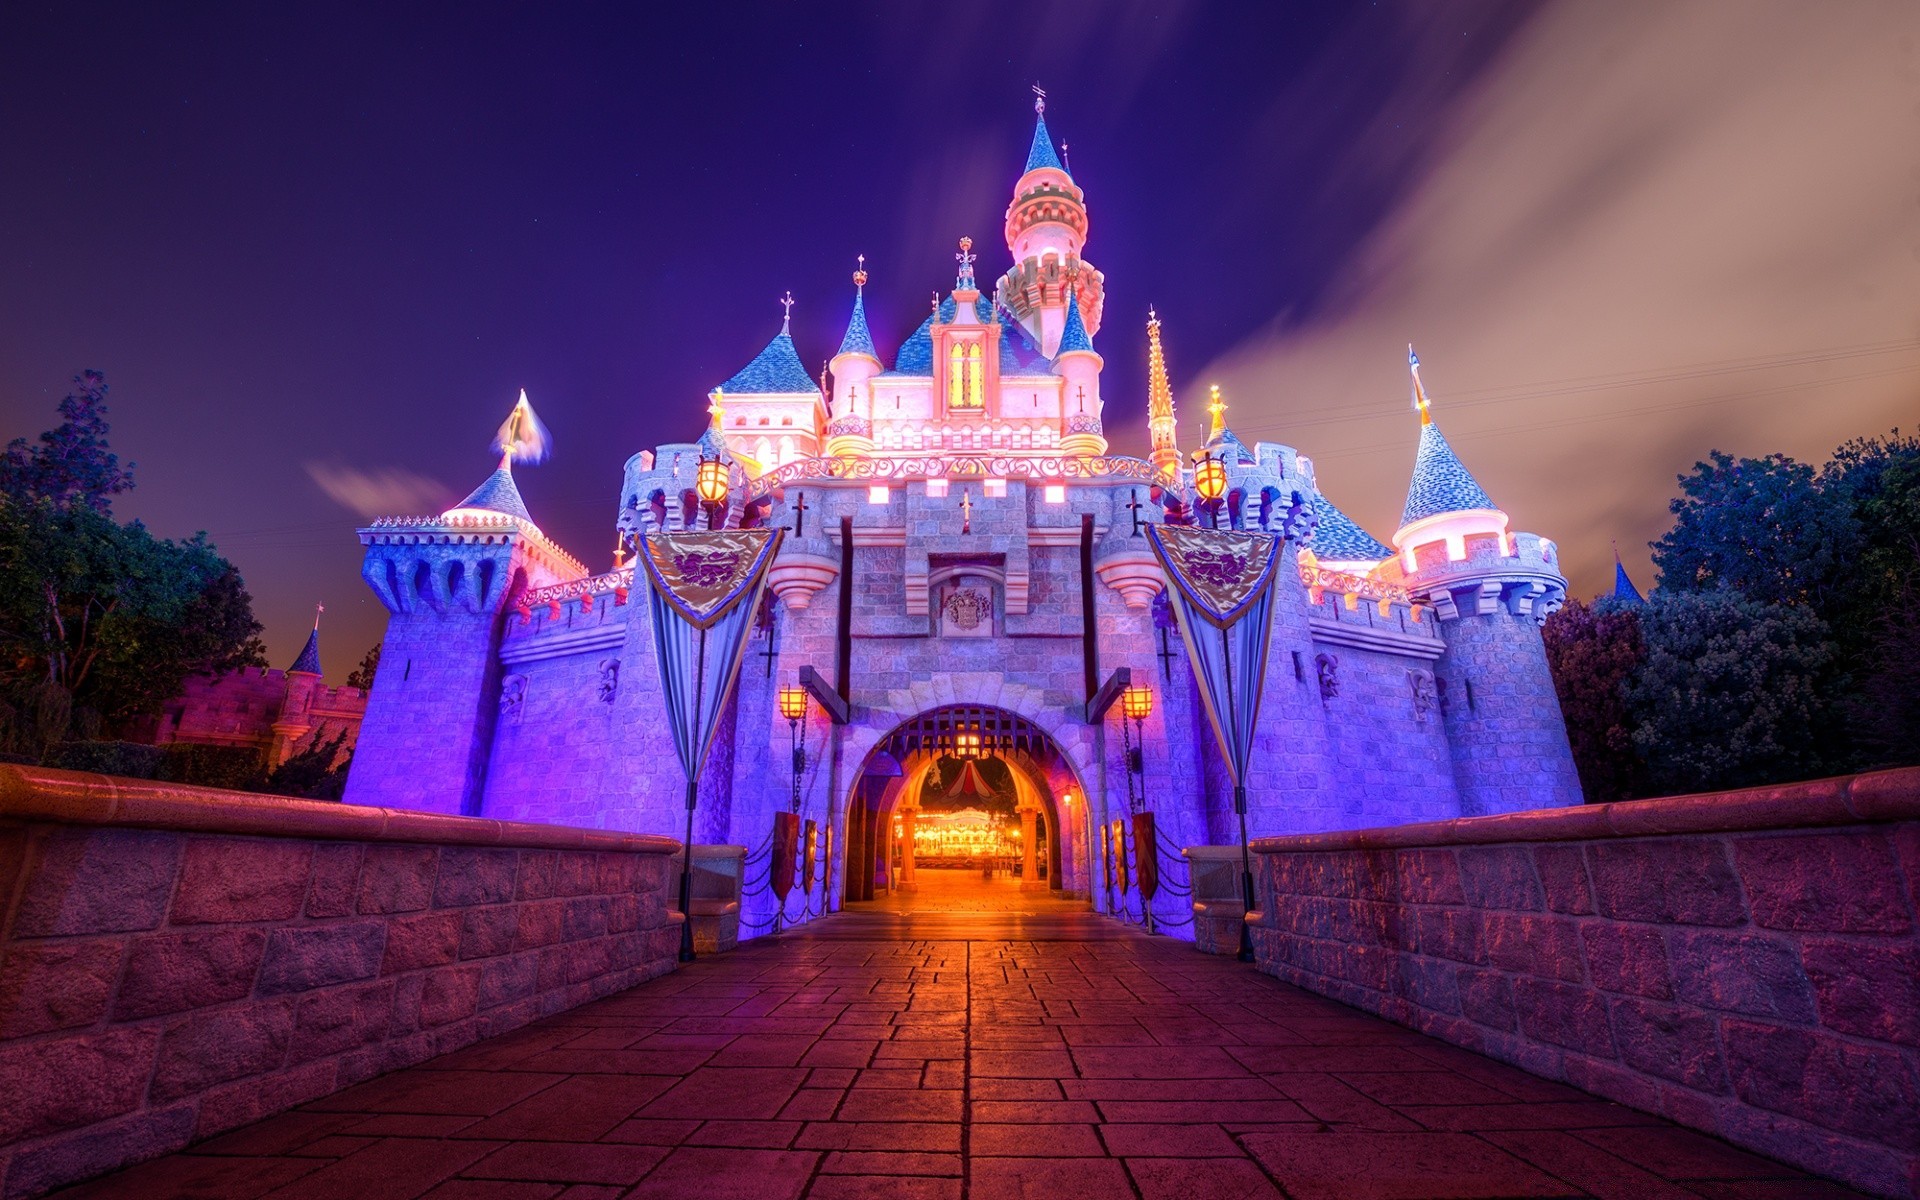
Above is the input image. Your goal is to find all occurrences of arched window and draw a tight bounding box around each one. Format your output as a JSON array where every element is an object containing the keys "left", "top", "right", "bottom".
[{"left": 948, "top": 340, "right": 984, "bottom": 409}]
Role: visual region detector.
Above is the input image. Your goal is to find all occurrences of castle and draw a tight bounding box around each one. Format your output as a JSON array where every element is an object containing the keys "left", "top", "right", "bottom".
[{"left": 344, "top": 98, "right": 1582, "bottom": 935}]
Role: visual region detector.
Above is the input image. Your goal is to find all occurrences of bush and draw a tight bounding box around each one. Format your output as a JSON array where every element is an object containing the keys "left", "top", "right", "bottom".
[
  {"left": 159, "top": 743, "right": 265, "bottom": 791},
  {"left": 47, "top": 740, "right": 166, "bottom": 778}
]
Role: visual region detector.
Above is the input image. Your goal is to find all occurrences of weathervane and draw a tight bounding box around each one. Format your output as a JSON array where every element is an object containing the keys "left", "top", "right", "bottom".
[
  {"left": 1032, "top": 84, "right": 1046, "bottom": 115},
  {"left": 780, "top": 291, "right": 795, "bottom": 333},
  {"left": 853, "top": 253, "right": 867, "bottom": 288},
  {"left": 955, "top": 236, "right": 976, "bottom": 290}
]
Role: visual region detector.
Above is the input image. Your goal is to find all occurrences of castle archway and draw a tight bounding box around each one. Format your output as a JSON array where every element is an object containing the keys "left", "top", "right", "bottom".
[{"left": 840, "top": 705, "right": 1092, "bottom": 912}]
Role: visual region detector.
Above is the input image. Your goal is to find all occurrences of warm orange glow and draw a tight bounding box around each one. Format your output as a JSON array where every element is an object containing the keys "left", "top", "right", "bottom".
[
  {"left": 1122, "top": 685, "right": 1153, "bottom": 722},
  {"left": 777, "top": 685, "right": 807, "bottom": 722},
  {"left": 1194, "top": 454, "right": 1226, "bottom": 502},
  {"left": 695, "top": 457, "right": 729, "bottom": 506}
]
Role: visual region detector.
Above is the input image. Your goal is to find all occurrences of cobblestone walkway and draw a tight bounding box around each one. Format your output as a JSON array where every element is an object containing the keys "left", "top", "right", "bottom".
[{"left": 56, "top": 913, "right": 1857, "bottom": 1199}]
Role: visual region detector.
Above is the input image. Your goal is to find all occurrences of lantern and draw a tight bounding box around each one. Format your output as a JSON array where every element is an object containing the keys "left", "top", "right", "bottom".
[
  {"left": 1193, "top": 454, "right": 1226, "bottom": 503},
  {"left": 777, "top": 685, "right": 807, "bottom": 722},
  {"left": 1121, "top": 685, "right": 1154, "bottom": 722},
  {"left": 695, "top": 456, "right": 729, "bottom": 507}
]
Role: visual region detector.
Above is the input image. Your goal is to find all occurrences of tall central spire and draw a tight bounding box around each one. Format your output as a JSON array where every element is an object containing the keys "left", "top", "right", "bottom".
[{"left": 1146, "top": 308, "right": 1180, "bottom": 481}]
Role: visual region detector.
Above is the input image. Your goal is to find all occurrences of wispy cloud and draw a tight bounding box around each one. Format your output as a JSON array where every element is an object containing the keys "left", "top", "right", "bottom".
[
  {"left": 305, "top": 461, "right": 450, "bottom": 518},
  {"left": 1200, "top": 0, "right": 1920, "bottom": 599}
]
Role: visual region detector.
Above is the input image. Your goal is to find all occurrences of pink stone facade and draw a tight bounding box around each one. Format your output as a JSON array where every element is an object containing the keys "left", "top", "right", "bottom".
[
  {"left": 135, "top": 667, "right": 367, "bottom": 768},
  {"left": 1248, "top": 767, "right": 1920, "bottom": 1198},
  {"left": 0, "top": 766, "right": 681, "bottom": 1199}
]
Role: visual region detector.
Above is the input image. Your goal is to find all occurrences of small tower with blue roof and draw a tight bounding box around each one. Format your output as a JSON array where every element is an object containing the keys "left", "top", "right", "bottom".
[
  {"left": 709, "top": 295, "right": 828, "bottom": 471},
  {"left": 996, "top": 89, "right": 1104, "bottom": 357},
  {"left": 825, "top": 259, "right": 880, "bottom": 458},
  {"left": 1377, "top": 348, "right": 1583, "bottom": 813}
]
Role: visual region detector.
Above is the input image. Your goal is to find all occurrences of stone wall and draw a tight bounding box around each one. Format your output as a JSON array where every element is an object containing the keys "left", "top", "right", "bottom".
[
  {"left": 1248, "top": 768, "right": 1920, "bottom": 1198},
  {"left": 0, "top": 766, "right": 682, "bottom": 1199}
]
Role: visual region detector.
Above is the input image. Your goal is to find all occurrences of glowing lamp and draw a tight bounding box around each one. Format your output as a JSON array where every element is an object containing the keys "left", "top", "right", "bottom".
[
  {"left": 777, "top": 685, "right": 807, "bottom": 722},
  {"left": 695, "top": 457, "right": 729, "bottom": 507},
  {"left": 1122, "top": 685, "right": 1154, "bottom": 722},
  {"left": 1194, "top": 455, "right": 1226, "bottom": 503}
]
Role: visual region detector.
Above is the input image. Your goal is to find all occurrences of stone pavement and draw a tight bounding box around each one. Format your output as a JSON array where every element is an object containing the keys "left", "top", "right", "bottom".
[{"left": 52, "top": 912, "right": 1860, "bottom": 1200}]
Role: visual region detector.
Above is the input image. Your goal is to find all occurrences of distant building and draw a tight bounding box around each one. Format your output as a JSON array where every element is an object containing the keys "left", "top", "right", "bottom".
[{"left": 139, "top": 626, "right": 367, "bottom": 766}]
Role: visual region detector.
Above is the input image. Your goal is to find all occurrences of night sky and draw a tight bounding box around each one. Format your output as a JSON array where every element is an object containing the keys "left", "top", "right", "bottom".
[{"left": 4, "top": 2, "right": 1917, "bottom": 677}]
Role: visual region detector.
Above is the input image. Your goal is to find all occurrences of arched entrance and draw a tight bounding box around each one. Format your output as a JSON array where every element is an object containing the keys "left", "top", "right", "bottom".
[{"left": 841, "top": 706, "right": 1091, "bottom": 912}]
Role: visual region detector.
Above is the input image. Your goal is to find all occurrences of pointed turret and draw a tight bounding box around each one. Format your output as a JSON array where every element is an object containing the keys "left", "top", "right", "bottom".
[
  {"left": 712, "top": 297, "right": 827, "bottom": 470},
  {"left": 1308, "top": 492, "right": 1394, "bottom": 571},
  {"left": 1053, "top": 286, "right": 1104, "bottom": 455},
  {"left": 999, "top": 90, "right": 1102, "bottom": 356},
  {"left": 1025, "top": 107, "right": 1064, "bottom": 174},
  {"left": 288, "top": 605, "right": 323, "bottom": 676},
  {"left": 835, "top": 258, "right": 877, "bottom": 361},
  {"left": 445, "top": 391, "right": 548, "bottom": 524},
  {"left": 1391, "top": 348, "right": 1508, "bottom": 558},
  {"left": 1198, "top": 384, "right": 1252, "bottom": 464},
  {"left": 1056, "top": 286, "right": 1093, "bottom": 353},
  {"left": 1146, "top": 309, "right": 1180, "bottom": 482},
  {"left": 826, "top": 260, "right": 880, "bottom": 457},
  {"left": 716, "top": 297, "right": 818, "bottom": 395},
  {"left": 1612, "top": 543, "right": 1646, "bottom": 604}
]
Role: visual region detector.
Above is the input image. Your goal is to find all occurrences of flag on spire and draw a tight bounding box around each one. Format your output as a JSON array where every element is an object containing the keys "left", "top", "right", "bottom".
[
  {"left": 1409, "top": 344, "right": 1432, "bottom": 425},
  {"left": 492, "top": 390, "right": 552, "bottom": 466}
]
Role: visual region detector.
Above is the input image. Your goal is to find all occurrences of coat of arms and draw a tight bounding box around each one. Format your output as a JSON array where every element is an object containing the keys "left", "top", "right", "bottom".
[{"left": 943, "top": 587, "right": 990, "bottom": 632}]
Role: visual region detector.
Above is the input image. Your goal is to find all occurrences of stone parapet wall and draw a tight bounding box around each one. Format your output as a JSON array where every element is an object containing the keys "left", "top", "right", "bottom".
[
  {"left": 1249, "top": 768, "right": 1920, "bottom": 1199},
  {"left": 0, "top": 767, "right": 682, "bottom": 1199}
]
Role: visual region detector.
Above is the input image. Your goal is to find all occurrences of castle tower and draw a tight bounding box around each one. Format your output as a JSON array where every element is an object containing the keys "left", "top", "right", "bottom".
[
  {"left": 996, "top": 92, "right": 1104, "bottom": 357},
  {"left": 1054, "top": 288, "right": 1106, "bottom": 456},
  {"left": 270, "top": 605, "right": 325, "bottom": 766},
  {"left": 712, "top": 297, "right": 827, "bottom": 471},
  {"left": 1145, "top": 308, "right": 1180, "bottom": 481},
  {"left": 825, "top": 259, "right": 880, "bottom": 458},
  {"left": 344, "top": 394, "right": 585, "bottom": 815},
  {"left": 932, "top": 237, "right": 1002, "bottom": 416},
  {"left": 1378, "top": 348, "right": 1581, "bottom": 813}
]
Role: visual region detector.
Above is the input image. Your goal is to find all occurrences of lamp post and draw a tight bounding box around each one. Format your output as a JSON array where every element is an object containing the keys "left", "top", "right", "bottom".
[
  {"left": 1119, "top": 685, "right": 1155, "bottom": 930},
  {"left": 778, "top": 684, "right": 807, "bottom": 814},
  {"left": 1193, "top": 454, "right": 1226, "bottom": 528},
  {"left": 695, "top": 456, "right": 729, "bottom": 529}
]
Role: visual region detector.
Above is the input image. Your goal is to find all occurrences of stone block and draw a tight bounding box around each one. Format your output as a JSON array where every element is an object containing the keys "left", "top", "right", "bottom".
[
  {"left": 1801, "top": 939, "right": 1920, "bottom": 1047},
  {"left": 1588, "top": 838, "right": 1745, "bottom": 926},
  {"left": 151, "top": 999, "right": 294, "bottom": 1102},
  {"left": 1731, "top": 832, "right": 1911, "bottom": 934},
  {"left": 478, "top": 954, "right": 539, "bottom": 1009},
  {"left": 1411, "top": 907, "right": 1484, "bottom": 965},
  {"left": 13, "top": 829, "right": 182, "bottom": 936},
  {"left": 305, "top": 844, "right": 364, "bottom": 917},
  {"left": 357, "top": 844, "right": 438, "bottom": 914},
  {"left": 1722, "top": 1019, "right": 1920, "bottom": 1145},
  {"left": 290, "top": 979, "right": 395, "bottom": 1063},
  {"left": 516, "top": 850, "right": 558, "bottom": 900},
  {"left": 459, "top": 906, "right": 520, "bottom": 959},
  {"left": 258, "top": 921, "right": 386, "bottom": 994},
  {"left": 1667, "top": 930, "right": 1815, "bottom": 1022},
  {"left": 563, "top": 896, "right": 612, "bottom": 941},
  {"left": 194, "top": 1058, "right": 338, "bottom": 1139},
  {"left": 434, "top": 847, "right": 518, "bottom": 907},
  {"left": 0, "top": 938, "right": 123, "bottom": 1036},
  {"left": 1458, "top": 846, "right": 1544, "bottom": 911},
  {"left": 516, "top": 900, "right": 565, "bottom": 949},
  {"left": 1455, "top": 967, "right": 1517, "bottom": 1030},
  {"left": 1609, "top": 996, "right": 1728, "bottom": 1090},
  {"left": 1, "top": 1103, "right": 196, "bottom": 1200},
  {"left": 1580, "top": 923, "right": 1671, "bottom": 999},
  {"left": 0, "top": 1027, "right": 161, "bottom": 1142},
  {"left": 1393, "top": 955, "right": 1461, "bottom": 1014},
  {"left": 116, "top": 928, "right": 266, "bottom": 1020},
  {"left": 381, "top": 911, "right": 460, "bottom": 974},
  {"left": 1512, "top": 977, "right": 1613, "bottom": 1058},
  {"left": 417, "top": 966, "right": 481, "bottom": 1027},
  {"left": 171, "top": 838, "right": 312, "bottom": 924},
  {"left": 1484, "top": 913, "right": 1585, "bottom": 982},
  {"left": 1533, "top": 845, "right": 1593, "bottom": 914}
]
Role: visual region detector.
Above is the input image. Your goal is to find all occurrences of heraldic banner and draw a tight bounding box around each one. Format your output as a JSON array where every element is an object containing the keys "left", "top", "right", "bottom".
[
  {"left": 1144, "top": 523, "right": 1283, "bottom": 790},
  {"left": 638, "top": 527, "right": 785, "bottom": 794}
]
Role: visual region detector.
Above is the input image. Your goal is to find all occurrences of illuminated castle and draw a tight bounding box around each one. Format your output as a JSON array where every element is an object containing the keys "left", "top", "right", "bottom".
[{"left": 344, "top": 96, "right": 1581, "bottom": 934}]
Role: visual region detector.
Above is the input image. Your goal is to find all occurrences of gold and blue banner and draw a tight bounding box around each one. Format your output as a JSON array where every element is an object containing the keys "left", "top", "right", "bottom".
[
  {"left": 640, "top": 527, "right": 784, "bottom": 784},
  {"left": 1145, "top": 524, "right": 1282, "bottom": 788}
]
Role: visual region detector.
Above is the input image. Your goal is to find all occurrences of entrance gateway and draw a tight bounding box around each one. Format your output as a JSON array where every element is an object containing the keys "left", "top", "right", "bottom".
[{"left": 345, "top": 94, "right": 1583, "bottom": 942}]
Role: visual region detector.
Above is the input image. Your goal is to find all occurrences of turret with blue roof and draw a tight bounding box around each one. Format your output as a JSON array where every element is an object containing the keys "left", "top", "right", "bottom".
[
  {"left": 288, "top": 606, "right": 323, "bottom": 676},
  {"left": 716, "top": 294, "right": 819, "bottom": 395},
  {"left": 1025, "top": 106, "right": 1065, "bottom": 175},
  {"left": 1309, "top": 491, "right": 1395, "bottom": 569},
  {"left": 444, "top": 390, "right": 548, "bottom": 527},
  {"left": 1612, "top": 543, "right": 1646, "bottom": 604},
  {"left": 1396, "top": 346, "right": 1502, "bottom": 536}
]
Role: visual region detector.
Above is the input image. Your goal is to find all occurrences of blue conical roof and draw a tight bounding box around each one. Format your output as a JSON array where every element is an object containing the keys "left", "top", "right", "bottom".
[
  {"left": 1613, "top": 558, "right": 1646, "bottom": 605},
  {"left": 1025, "top": 115, "right": 1064, "bottom": 174},
  {"left": 449, "top": 465, "right": 532, "bottom": 522},
  {"left": 1057, "top": 289, "right": 1094, "bottom": 354},
  {"left": 1400, "top": 421, "right": 1498, "bottom": 527},
  {"left": 717, "top": 328, "right": 818, "bottom": 395},
  {"left": 1311, "top": 491, "right": 1394, "bottom": 563},
  {"left": 836, "top": 291, "right": 877, "bottom": 360},
  {"left": 288, "top": 628, "right": 322, "bottom": 675}
]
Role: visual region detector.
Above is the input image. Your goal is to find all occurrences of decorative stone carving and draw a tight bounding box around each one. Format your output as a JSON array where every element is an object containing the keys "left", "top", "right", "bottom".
[
  {"left": 1408, "top": 669, "right": 1435, "bottom": 723},
  {"left": 1314, "top": 653, "right": 1338, "bottom": 702},
  {"left": 598, "top": 659, "right": 619, "bottom": 704},
  {"left": 766, "top": 549, "right": 840, "bottom": 611},
  {"left": 941, "top": 584, "right": 993, "bottom": 638},
  {"left": 500, "top": 675, "right": 528, "bottom": 719},
  {"left": 1094, "top": 544, "right": 1167, "bottom": 611}
]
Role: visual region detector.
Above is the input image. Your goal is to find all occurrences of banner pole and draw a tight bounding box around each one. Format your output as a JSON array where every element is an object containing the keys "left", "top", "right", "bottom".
[
  {"left": 1220, "top": 623, "right": 1256, "bottom": 963},
  {"left": 679, "top": 625, "right": 709, "bottom": 964}
]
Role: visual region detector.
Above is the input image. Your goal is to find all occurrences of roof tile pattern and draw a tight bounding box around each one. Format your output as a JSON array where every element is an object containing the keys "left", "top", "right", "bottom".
[
  {"left": 1311, "top": 491, "right": 1394, "bottom": 562},
  {"left": 450, "top": 467, "right": 532, "bottom": 522},
  {"left": 717, "top": 329, "right": 818, "bottom": 395},
  {"left": 1025, "top": 115, "right": 1064, "bottom": 174},
  {"left": 1056, "top": 289, "right": 1093, "bottom": 354},
  {"left": 1401, "top": 421, "right": 1498, "bottom": 527},
  {"left": 836, "top": 292, "right": 877, "bottom": 360},
  {"left": 288, "top": 629, "right": 322, "bottom": 675}
]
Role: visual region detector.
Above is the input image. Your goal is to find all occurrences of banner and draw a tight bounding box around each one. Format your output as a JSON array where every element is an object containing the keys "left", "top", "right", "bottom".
[
  {"left": 1133, "top": 811, "right": 1158, "bottom": 901},
  {"left": 638, "top": 528, "right": 784, "bottom": 786},
  {"left": 772, "top": 812, "right": 800, "bottom": 902},
  {"left": 1145, "top": 524, "right": 1282, "bottom": 788}
]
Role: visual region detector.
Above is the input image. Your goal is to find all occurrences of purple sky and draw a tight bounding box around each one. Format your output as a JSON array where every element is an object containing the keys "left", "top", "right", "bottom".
[{"left": 5, "top": 3, "right": 1915, "bottom": 678}]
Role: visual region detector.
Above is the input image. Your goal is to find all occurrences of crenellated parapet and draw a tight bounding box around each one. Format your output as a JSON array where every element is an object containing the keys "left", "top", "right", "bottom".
[
  {"left": 618, "top": 443, "right": 751, "bottom": 537},
  {"left": 1377, "top": 529, "right": 1567, "bottom": 627},
  {"left": 357, "top": 513, "right": 585, "bottom": 616}
]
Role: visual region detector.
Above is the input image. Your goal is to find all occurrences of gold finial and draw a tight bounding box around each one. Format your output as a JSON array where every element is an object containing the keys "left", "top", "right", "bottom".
[
  {"left": 708, "top": 388, "right": 726, "bottom": 431},
  {"left": 1207, "top": 383, "right": 1227, "bottom": 441},
  {"left": 1409, "top": 343, "right": 1432, "bottom": 426},
  {"left": 853, "top": 253, "right": 867, "bottom": 289},
  {"left": 613, "top": 535, "right": 627, "bottom": 569}
]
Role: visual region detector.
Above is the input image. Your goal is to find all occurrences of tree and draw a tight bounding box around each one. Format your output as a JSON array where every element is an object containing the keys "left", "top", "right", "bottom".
[
  {"left": 1542, "top": 598, "right": 1648, "bottom": 803},
  {"left": 262, "top": 729, "right": 352, "bottom": 801},
  {"left": 1624, "top": 589, "right": 1841, "bottom": 794},
  {"left": 0, "top": 370, "right": 134, "bottom": 514},
  {"left": 346, "top": 643, "right": 382, "bottom": 691},
  {"left": 1651, "top": 450, "right": 1857, "bottom": 614}
]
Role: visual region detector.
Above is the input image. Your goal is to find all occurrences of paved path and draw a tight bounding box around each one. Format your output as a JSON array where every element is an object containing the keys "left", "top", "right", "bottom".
[{"left": 57, "top": 913, "right": 1857, "bottom": 1199}]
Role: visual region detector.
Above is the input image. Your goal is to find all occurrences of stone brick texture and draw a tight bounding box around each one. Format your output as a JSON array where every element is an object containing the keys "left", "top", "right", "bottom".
[
  {"left": 0, "top": 770, "right": 681, "bottom": 1199},
  {"left": 1249, "top": 767, "right": 1920, "bottom": 1198}
]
